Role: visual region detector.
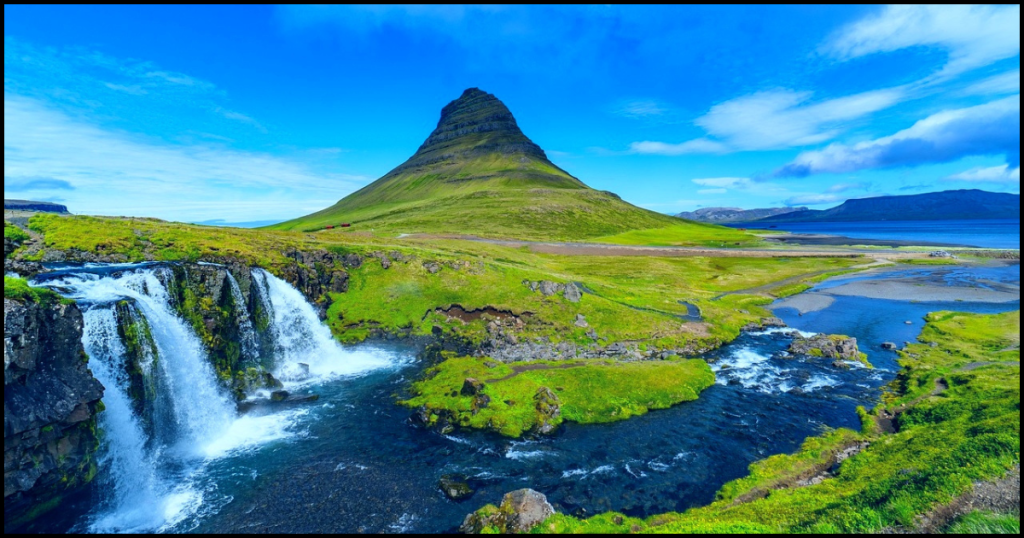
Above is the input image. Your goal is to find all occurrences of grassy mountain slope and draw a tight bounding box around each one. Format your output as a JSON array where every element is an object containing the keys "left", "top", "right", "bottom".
[{"left": 271, "top": 88, "right": 749, "bottom": 244}]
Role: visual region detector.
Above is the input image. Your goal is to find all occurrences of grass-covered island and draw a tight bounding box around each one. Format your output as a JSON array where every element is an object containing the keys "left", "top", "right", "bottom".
[
  {"left": 477, "top": 310, "right": 1020, "bottom": 534},
  {"left": 402, "top": 356, "right": 715, "bottom": 437}
]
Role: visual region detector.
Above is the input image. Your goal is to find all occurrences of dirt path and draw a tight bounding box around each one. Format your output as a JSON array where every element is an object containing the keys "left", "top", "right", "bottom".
[{"left": 400, "top": 234, "right": 930, "bottom": 260}]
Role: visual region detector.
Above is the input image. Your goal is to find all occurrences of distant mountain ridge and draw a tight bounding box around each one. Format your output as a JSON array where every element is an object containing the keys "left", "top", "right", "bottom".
[
  {"left": 677, "top": 206, "right": 807, "bottom": 224},
  {"left": 4, "top": 199, "right": 69, "bottom": 214},
  {"left": 756, "top": 190, "right": 1019, "bottom": 223}
]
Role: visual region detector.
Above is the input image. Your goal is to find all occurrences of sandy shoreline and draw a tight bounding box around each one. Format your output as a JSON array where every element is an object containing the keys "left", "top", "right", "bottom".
[{"left": 772, "top": 261, "right": 1020, "bottom": 314}]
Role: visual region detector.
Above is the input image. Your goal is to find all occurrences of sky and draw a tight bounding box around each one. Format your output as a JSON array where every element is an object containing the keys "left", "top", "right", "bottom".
[{"left": 3, "top": 5, "right": 1020, "bottom": 225}]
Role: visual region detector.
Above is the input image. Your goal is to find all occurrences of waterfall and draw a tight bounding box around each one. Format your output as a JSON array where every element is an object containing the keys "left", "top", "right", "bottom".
[
  {"left": 32, "top": 263, "right": 405, "bottom": 533},
  {"left": 226, "top": 272, "right": 259, "bottom": 364},
  {"left": 252, "top": 269, "right": 395, "bottom": 380},
  {"left": 80, "top": 307, "right": 164, "bottom": 532}
]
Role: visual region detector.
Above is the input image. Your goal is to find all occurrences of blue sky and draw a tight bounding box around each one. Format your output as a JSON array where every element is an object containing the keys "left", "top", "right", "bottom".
[{"left": 3, "top": 5, "right": 1019, "bottom": 224}]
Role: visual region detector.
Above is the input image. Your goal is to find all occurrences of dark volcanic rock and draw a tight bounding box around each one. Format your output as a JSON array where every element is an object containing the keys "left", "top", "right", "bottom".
[
  {"left": 439, "top": 474, "right": 474, "bottom": 502},
  {"left": 461, "top": 377, "right": 485, "bottom": 396},
  {"left": 4, "top": 298, "right": 103, "bottom": 529},
  {"left": 396, "top": 88, "right": 548, "bottom": 174},
  {"left": 533, "top": 387, "right": 561, "bottom": 435}
]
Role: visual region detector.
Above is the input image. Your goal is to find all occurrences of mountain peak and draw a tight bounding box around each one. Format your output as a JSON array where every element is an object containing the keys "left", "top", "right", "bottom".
[{"left": 397, "top": 88, "right": 547, "bottom": 172}]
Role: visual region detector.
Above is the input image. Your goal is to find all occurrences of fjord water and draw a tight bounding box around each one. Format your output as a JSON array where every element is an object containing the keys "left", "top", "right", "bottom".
[
  {"left": 30, "top": 262, "right": 1019, "bottom": 534},
  {"left": 741, "top": 219, "right": 1020, "bottom": 249}
]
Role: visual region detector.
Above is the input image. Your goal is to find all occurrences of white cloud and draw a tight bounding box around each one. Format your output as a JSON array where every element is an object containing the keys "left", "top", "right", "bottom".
[
  {"left": 630, "top": 86, "right": 904, "bottom": 155},
  {"left": 692, "top": 177, "right": 752, "bottom": 189},
  {"left": 777, "top": 95, "right": 1021, "bottom": 177},
  {"left": 629, "top": 139, "right": 729, "bottom": 155},
  {"left": 824, "top": 5, "right": 1020, "bottom": 79},
  {"left": 826, "top": 182, "right": 870, "bottom": 193},
  {"left": 963, "top": 69, "right": 1020, "bottom": 96},
  {"left": 946, "top": 164, "right": 1020, "bottom": 183},
  {"left": 216, "top": 107, "right": 268, "bottom": 133},
  {"left": 695, "top": 88, "right": 904, "bottom": 150},
  {"left": 616, "top": 100, "right": 669, "bottom": 119},
  {"left": 3, "top": 94, "right": 369, "bottom": 223}
]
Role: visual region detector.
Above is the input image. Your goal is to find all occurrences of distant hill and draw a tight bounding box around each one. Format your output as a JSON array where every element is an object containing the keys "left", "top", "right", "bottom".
[
  {"left": 4, "top": 199, "right": 69, "bottom": 214},
  {"left": 756, "top": 190, "right": 1019, "bottom": 223},
  {"left": 271, "top": 88, "right": 703, "bottom": 241},
  {"left": 677, "top": 206, "right": 808, "bottom": 224}
]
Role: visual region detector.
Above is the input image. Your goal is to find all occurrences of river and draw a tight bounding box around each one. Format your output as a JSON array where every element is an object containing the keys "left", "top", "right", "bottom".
[{"left": 25, "top": 261, "right": 1020, "bottom": 533}]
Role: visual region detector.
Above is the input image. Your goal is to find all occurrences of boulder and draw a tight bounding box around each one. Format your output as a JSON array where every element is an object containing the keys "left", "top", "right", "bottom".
[
  {"left": 573, "top": 314, "right": 588, "bottom": 328},
  {"left": 439, "top": 474, "right": 474, "bottom": 501},
  {"left": 788, "top": 334, "right": 862, "bottom": 361},
  {"left": 537, "top": 281, "right": 564, "bottom": 297},
  {"left": 424, "top": 261, "right": 442, "bottom": 274},
  {"left": 533, "top": 387, "right": 562, "bottom": 435},
  {"left": 563, "top": 283, "right": 582, "bottom": 303},
  {"left": 271, "top": 390, "right": 290, "bottom": 402},
  {"left": 461, "top": 377, "right": 485, "bottom": 396},
  {"left": 460, "top": 489, "right": 555, "bottom": 534},
  {"left": 880, "top": 342, "right": 898, "bottom": 350}
]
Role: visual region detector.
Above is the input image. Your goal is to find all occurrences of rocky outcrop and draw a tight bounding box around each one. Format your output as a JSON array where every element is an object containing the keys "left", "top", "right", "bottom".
[
  {"left": 278, "top": 248, "right": 355, "bottom": 316},
  {"left": 523, "top": 280, "right": 582, "bottom": 303},
  {"left": 533, "top": 387, "right": 561, "bottom": 435},
  {"left": 4, "top": 298, "right": 103, "bottom": 529},
  {"left": 439, "top": 474, "right": 474, "bottom": 502},
  {"left": 461, "top": 488, "right": 555, "bottom": 534},
  {"left": 789, "top": 334, "right": 862, "bottom": 361}
]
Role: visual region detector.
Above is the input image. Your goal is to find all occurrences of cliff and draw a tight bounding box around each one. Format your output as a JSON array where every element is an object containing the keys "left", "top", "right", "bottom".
[{"left": 4, "top": 296, "right": 103, "bottom": 529}]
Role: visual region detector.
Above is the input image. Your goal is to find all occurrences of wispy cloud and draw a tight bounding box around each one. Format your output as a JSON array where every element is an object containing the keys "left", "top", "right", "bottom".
[
  {"left": 823, "top": 5, "right": 1020, "bottom": 79},
  {"left": 962, "top": 69, "right": 1020, "bottom": 96},
  {"left": 216, "top": 107, "right": 268, "bottom": 133},
  {"left": 826, "top": 182, "right": 870, "bottom": 193},
  {"left": 3, "top": 94, "right": 369, "bottom": 222},
  {"left": 630, "top": 139, "right": 728, "bottom": 155},
  {"left": 692, "top": 177, "right": 752, "bottom": 189},
  {"left": 946, "top": 164, "right": 1020, "bottom": 183},
  {"left": 3, "top": 176, "right": 76, "bottom": 192},
  {"left": 776, "top": 95, "right": 1020, "bottom": 177},
  {"left": 630, "top": 87, "right": 904, "bottom": 155}
]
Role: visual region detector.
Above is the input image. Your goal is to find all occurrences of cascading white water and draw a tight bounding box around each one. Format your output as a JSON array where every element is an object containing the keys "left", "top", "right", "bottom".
[
  {"left": 252, "top": 269, "right": 395, "bottom": 380},
  {"left": 41, "top": 269, "right": 238, "bottom": 532},
  {"left": 226, "top": 273, "right": 259, "bottom": 363},
  {"left": 79, "top": 307, "right": 164, "bottom": 532}
]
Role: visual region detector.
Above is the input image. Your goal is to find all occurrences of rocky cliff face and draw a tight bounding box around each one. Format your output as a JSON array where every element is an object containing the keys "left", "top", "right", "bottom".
[
  {"left": 4, "top": 297, "right": 103, "bottom": 529},
  {"left": 396, "top": 88, "right": 549, "bottom": 172}
]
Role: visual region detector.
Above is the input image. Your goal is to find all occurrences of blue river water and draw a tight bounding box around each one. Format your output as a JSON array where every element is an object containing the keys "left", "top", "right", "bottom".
[{"left": 737, "top": 219, "right": 1020, "bottom": 249}]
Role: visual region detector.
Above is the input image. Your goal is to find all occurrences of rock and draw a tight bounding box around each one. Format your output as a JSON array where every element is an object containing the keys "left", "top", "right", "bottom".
[
  {"left": 461, "top": 378, "right": 485, "bottom": 396},
  {"left": 881, "top": 342, "right": 898, "bottom": 350},
  {"left": 271, "top": 390, "right": 290, "bottom": 402},
  {"left": 563, "top": 283, "right": 582, "bottom": 303},
  {"left": 472, "top": 394, "right": 491, "bottom": 414},
  {"left": 460, "top": 488, "right": 555, "bottom": 534},
  {"left": 439, "top": 474, "right": 474, "bottom": 501},
  {"left": 380, "top": 256, "right": 391, "bottom": 270},
  {"left": 533, "top": 387, "right": 562, "bottom": 435},
  {"left": 573, "top": 314, "right": 588, "bottom": 328},
  {"left": 788, "top": 334, "right": 862, "bottom": 360},
  {"left": 537, "top": 280, "right": 563, "bottom": 297},
  {"left": 4, "top": 298, "right": 104, "bottom": 528},
  {"left": 424, "top": 261, "right": 442, "bottom": 274}
]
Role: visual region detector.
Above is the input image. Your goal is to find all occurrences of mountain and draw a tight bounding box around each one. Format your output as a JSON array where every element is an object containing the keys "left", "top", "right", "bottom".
[
  {"left": 4, "top": 200, "right": 69, "bottom": 214},
  {"left": 677, "top": 206, "right": 808, "bottom": 224},
  {"left": 755, "top": 190, "right": 1020, "bottom": 223},
  {"left": 271, "top": 88, "right": 691, "bottom": 240}
]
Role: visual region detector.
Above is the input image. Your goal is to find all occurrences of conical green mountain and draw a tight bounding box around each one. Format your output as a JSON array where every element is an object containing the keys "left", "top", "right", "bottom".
[{"left": 272, "top": 88, "right": 689, "bottom": 240}]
